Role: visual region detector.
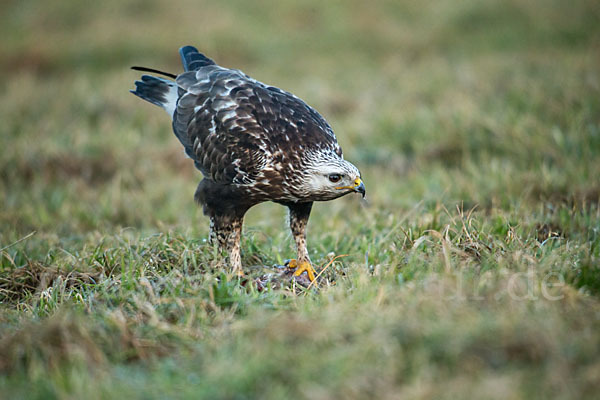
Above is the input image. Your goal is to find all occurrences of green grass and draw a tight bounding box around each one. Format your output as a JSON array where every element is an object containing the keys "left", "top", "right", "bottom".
[{"left": 1, "top": 0, "right": 600, "bottom": 398}]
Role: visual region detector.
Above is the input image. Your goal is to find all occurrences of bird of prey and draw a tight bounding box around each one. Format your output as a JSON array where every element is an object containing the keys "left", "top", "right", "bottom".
[{"left": 130, "top": 45, "right": 365, "bottom": 281}]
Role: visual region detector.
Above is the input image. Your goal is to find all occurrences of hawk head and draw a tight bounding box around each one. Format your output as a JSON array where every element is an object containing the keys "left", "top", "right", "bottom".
[{"left": 300, "top": 150, "right": 365, "bottom": 201}]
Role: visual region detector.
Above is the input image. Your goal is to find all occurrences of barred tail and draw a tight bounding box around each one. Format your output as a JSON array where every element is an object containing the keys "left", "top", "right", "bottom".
[
  {"left": 131, "top": 45, "right": 213, "bottom": 116},
  {"left": 130, "top": 74, "right": 178, "bottom": 117}
]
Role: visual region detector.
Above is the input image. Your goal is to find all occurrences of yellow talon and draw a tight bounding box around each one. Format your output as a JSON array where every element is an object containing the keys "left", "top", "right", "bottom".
[{"left": 287, "top": 259, "right": 316, "bottom": 281}]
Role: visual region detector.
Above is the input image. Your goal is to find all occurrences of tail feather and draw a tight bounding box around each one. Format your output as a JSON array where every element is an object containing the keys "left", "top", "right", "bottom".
[
  {"left": 131, "top": 45, "right": 214, "bottom": 116},
  {"left": 179, "top": 45, "right": 216, "bottom": 71},
  {"left": 130, "top": 75, "right": 178, "bottom": 117},
  {"left": 131, "top": 66, "right": 177, "bottom": 79}
]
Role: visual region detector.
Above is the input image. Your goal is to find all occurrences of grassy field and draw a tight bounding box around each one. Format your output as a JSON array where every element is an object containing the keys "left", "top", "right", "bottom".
[{"left": 1, "top": 0, "right": 600, "bottom": 398}]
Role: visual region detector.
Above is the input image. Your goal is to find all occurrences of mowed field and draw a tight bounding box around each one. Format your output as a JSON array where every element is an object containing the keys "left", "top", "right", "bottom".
[{"left": 1, "top": 0, "right": 600, "bottom": 398}]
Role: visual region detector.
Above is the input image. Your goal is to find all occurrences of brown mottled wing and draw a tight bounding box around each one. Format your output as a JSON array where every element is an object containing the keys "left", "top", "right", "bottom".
[{"left": 172, "top": 66, "right": 341, "bottom": 185}]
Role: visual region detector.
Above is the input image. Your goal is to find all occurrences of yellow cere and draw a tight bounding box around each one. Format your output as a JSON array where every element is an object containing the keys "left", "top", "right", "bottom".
[{"left": 335, "top": 178, "right": 362, "bottom": 191}]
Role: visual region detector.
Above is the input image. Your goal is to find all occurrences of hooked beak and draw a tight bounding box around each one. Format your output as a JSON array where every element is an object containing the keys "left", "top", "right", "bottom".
[
  {"left": 336, "top": 177, "right": 366, "bottom": 198},
  {"left": 355, "top": 179, "right": 366, "bottom": 198}
]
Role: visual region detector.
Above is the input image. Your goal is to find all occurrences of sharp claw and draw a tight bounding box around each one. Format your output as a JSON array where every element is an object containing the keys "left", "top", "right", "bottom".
[{"left": 292, "top": 260, "right": 316, "bottom": 281}]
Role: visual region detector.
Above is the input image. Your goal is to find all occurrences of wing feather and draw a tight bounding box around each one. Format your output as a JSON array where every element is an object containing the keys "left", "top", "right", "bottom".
[{"left": 171, "top": 63, "right": 341, "bottom": 185}]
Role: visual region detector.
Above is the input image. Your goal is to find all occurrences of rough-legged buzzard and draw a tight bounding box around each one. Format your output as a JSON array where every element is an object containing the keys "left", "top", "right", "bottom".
[{"left": 131, "top": 45, "right": 365, "bottom": 280}]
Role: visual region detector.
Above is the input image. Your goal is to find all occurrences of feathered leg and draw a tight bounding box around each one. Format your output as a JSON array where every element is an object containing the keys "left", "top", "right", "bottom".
[
  {"left": 209, "top": 214, "right": 244, "bottom": 275},
  {"left": 287, "top": 202, "right": 316, "bottom": 281}
]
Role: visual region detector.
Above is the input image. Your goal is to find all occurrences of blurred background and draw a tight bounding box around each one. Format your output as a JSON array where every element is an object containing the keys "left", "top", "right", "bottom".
[
  {"left": 1, "top": 0, "right": 599, "bottom": 242},
  {"left": 1, "top": 1, "right": 600, "bottom": 398}
]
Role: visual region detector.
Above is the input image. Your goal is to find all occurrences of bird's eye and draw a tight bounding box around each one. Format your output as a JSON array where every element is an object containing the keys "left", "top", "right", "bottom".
[{"left": 328, "top": 174, "right": 342, "bottom": 183}]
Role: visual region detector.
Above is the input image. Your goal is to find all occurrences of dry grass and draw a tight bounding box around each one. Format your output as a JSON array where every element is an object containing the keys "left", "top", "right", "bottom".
[{"left": 1, "top": 0, "right": 599, "bottom": 398}]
